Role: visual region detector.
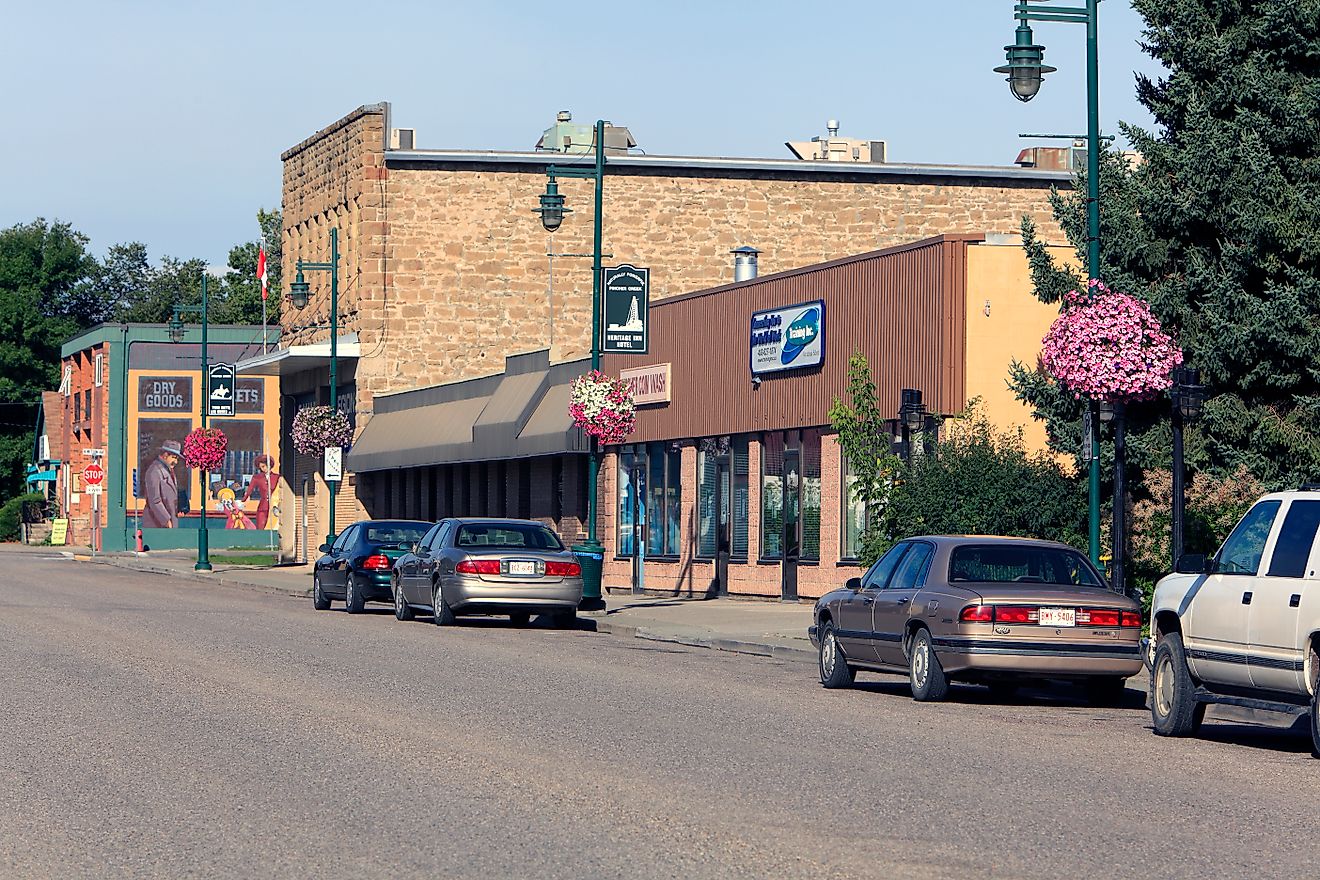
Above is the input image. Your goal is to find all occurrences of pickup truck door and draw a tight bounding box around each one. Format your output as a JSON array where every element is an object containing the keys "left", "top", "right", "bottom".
[
  {"left": 1247, "top": 500, "right": 1320, "bottom": 695},
  {"left": 1184, "top": 500, "right": 1281, "bottom": 688}
]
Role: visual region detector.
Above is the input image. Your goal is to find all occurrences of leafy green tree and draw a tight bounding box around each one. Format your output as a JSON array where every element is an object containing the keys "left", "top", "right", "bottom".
[
  {"left": 0, "top": 220, "right": 99, "bottom": 498},
  {"left": 1011, "top": 0, "right": 1320, "bottom": 490},
  {"left": 831, "top": 351, "right": 1085, "bottom": 565}
]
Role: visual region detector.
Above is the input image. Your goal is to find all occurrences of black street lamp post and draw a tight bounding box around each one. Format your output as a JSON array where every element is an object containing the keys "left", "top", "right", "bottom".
[
  {"left": 899, "top": 389, "right": 927, "bottom": 462},
  {"left": 1170, "top": 367, "right": 1206, "bottom": 567}
]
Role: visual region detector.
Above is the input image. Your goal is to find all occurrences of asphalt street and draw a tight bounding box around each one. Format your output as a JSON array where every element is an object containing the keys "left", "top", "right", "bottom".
[{"left": 2, "top": 548, "right": 1317, "bottom": 879}]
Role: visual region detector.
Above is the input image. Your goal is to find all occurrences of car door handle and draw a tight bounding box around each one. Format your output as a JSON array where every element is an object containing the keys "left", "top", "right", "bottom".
[
  {"left": 1290, "top": 594, "right": 1301, "bottom": 608},
  {"left": 1242, "top": 591, "right": 1252, "bottom": 605},
  {"left": 861, "top": 596, "right": 874, "bottom": 606}
]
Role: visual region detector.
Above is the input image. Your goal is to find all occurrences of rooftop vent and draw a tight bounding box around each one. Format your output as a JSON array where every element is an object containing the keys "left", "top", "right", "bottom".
[
  {"left": 389, "top": 128, "right": 415, "bottom": 150},
  {"left": 732, "top": 246, "right": 760, "bottom": 282},
  {"left": 536, "top": 111, "right": 636, "bottom": 155},
  {"left": 786, "top": 119, "right": 886, "bottom": 163}
]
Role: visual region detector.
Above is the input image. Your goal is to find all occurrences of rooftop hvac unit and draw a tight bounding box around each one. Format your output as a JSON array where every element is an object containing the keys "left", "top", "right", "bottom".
[{"left": 389, "top": 128, "right": 415, "bottom": 150}]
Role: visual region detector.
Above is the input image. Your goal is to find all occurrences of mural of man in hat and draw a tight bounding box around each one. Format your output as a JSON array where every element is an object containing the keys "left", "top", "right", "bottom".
[{"left": 143, "top": 440, "right": 182, "bottom": 528}]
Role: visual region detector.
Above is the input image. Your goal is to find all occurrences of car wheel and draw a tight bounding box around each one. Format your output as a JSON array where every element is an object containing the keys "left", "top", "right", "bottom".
[
  {"left": 817, "top": 622, "right": 855, "bottom": 689},
  {"left": 432, "top": 582, "right": 456, "bottom": 626},
  {"left": 909, "top": 628, "right": 949, "bottom": 702},
  {"left": 393, "top": 575, "right": 414, "bottom": 622},
  {"left": 552, "top": 610, "right": 577, "bottom": 630},
  {"left": 1151, "top": 632, "right": 1200, "bottom": 736},
  {"left": 1310, "top": 685, "right": 1320, "bottom": 759},
  {"left": 312, "top": 574, "right": 330, "bottom": 610},
  {"left": 345, "top": 575, "right": 365, "bottom": 614},
  {"left": 1085, "top": 675, "right": 1129, "bottom": 706},
  {"left": 509, "top": 611, "right": 531, "bottom": 627}
]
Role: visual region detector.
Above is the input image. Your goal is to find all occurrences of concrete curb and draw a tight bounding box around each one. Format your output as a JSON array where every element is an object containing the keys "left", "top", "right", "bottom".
[
  {"left": 589, "top": 615, "right": 817, "bottom": 664},
  {"left": 88, "top": 556, "right": 309, "bottom": 599}
]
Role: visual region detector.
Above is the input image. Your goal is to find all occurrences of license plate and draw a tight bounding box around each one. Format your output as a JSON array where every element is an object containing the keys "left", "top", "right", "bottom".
[
  {"left": 508, "top": 560, "right": 537, "bottom": 576},
  {"left": 1039, "top": 607, "right": 1076, "bottom": 627}
]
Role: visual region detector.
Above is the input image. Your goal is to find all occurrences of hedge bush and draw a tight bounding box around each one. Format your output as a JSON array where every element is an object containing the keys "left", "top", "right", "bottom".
[{"left": 0, "top": 492, "right": 46, "bottom": 542}]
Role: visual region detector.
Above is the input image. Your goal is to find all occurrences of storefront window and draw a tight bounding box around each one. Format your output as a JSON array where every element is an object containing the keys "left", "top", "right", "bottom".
[
  {"left": 802, "top": 429, "right": 821, "bottom": 561},
  {"left": 617, "top": 449, "right": 641, "bottom": 557},
  {"left": 841, "top": 453, "right": 866, "bottom": 560},
  {"left": 697, "top": 437, "right": 747, "bottom": 559},
  {"left": 646, "top": 442, "right": 682, "bottom": 556},
  {"left": 619, "top": 445, "right": 681, "bottom": 558},
  {"left": 761, "top": 433, "right": 784, "bottom": 558}
]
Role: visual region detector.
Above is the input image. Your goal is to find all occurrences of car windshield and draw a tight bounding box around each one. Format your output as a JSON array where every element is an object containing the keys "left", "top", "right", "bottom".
[
  {"left": 456, "top": 523, "right": 564, "bottom": 551},
  {"left": 363, "top": 523, "right": 429, "bottom": 546},
  {"left": 948, "top": 544, "right": 1104, "bottom": 587}
]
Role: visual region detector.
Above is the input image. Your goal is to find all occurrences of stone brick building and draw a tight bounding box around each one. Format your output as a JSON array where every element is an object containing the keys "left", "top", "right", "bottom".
[{"left": 265, "top": 102, "right": 1068, "bottom": 549}]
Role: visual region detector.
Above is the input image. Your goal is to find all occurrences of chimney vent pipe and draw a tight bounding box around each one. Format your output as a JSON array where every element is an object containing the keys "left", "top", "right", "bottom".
[{"left": 732, "top": 246, "right": 760, "bottom": 282}]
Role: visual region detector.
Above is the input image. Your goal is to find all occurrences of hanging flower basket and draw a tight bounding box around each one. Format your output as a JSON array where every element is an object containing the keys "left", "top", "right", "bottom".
[
  {"left": 183, "top": 427, "right": 228, "bottom": 471},
  {"left": 568, "top": 371, "right": 636, "bottom": 446},
  {"left": 1040, "top": 280, "right": 1184, "bottom": 402},
  {"left": 291, "top": 406, "right": 353, "bottom": 456}
]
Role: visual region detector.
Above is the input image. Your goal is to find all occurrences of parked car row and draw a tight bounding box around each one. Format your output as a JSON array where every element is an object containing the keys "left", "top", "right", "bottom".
[
  {"left": 810, "top": 486, "right": 1320, "bottom": 757},
  {"left": 312, "top": 517, "right": 583, "bottom": 627}
]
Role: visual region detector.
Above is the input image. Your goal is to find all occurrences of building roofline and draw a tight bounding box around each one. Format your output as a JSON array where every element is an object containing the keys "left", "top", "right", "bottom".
[
  {"left": 60, "top": 323, "right": 272, "bottom": 357},
  {"left": 383, "top": 148, "right": 1071, "bottom": 183},
  {"left": 281, "top": 103, "right": 388, "bottom": 161},
  {"left": 652, "top": 234, "right": 988, "bottom": 309}
]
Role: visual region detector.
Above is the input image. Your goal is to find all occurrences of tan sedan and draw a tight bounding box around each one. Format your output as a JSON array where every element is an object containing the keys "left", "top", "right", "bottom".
[{"left": 808, "top": 536, "right": 1143, "bottom": 702}]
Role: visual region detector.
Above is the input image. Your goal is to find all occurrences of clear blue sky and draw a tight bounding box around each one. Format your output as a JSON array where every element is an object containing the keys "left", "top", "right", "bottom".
[{"left": 1, "top": 0, "right": 1162, "bottom": 268}]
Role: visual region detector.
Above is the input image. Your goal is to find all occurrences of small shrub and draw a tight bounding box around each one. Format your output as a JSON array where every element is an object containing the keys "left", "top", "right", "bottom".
[{"left": 0, "top": 492, "right": 47, "bottom": 542}]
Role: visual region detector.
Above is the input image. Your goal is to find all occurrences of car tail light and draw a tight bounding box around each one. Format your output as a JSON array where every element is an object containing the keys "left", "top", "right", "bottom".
[
  {"left": 545, "top": 560, "right": 581, "bottom": 577},
  {"left": 960, "top": 604, "right": 994, "bottom": 622},
  {"left": 993, "top": 606, "right": 1038, "bottom": 624},
  {"left": 362, "top": 554, "right": 392, "bottom": 571},
  {"left": 1078, "top": 608, "right": 1121, "bottom": 627},
  {"left": 1121, "top": 611, "right": 1142, "bottom": 628},
  {"left": 456, "top": 558, "right": 501, "bottom": 575}
]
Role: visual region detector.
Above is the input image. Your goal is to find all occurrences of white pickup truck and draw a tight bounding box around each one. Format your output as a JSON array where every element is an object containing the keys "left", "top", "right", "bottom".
[{"left": 1148, "top": 487, "right": 1320, "bottom": 755}]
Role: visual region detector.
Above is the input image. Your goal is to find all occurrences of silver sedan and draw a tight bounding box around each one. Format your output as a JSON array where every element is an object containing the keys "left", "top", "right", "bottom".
[{"left": 392, "top": 518, "right": 583, "bottom": 628}]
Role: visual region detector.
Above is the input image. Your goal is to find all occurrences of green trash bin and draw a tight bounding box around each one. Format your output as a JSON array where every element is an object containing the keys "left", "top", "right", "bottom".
[{"left": 572, "top": 542, "right": 605, "bottom": 610}]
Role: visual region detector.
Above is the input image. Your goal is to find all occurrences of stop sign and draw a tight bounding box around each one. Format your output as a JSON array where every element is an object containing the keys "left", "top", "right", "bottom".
[{"left": 83, "top": 463, "right": 104, "bottom": 486}]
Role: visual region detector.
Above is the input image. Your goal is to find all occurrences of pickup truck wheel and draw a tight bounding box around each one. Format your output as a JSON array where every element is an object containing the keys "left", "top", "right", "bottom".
[
  {"left": 909, "top": 627, "right": 949, "bottom": 702},
  {"left": 1152, "top": 633, "right": 1200, "bottom": 736},
  {"left": 818, "top": 622, "right": 855, "bottom": 689},
  {"left": 1310, "top": 687, "right": 1320, "bottom": 759}
]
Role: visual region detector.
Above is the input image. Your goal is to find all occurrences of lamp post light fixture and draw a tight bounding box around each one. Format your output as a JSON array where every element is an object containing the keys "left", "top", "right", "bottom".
[
  {"left": 995, "top": 0, "right": 1104, "bottom": 570},
  {"left": 168, "top": 275, "right": 212, "bottom": 572},
  {"left": 534, "top": 119, "right": 608, "bottom": 611},
  {"left": 287, "top": 228, "right": 342, "bottom": 545},
  {"left": 1170, "top": 367, "right": 1206, "bottom": 567},
  {"left": 899, "top": 388, "right": 927, "bottom": 462}
]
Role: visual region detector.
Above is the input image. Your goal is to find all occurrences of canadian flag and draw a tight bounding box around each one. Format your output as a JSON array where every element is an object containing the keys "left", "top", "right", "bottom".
[{"left": 256, "top": 247, "right": 269, "bottom": 301}]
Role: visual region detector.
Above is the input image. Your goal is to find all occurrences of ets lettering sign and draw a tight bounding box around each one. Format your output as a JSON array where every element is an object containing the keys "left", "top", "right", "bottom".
[{"left": 137, "top": 376, "right": 193, "bottom": 412}]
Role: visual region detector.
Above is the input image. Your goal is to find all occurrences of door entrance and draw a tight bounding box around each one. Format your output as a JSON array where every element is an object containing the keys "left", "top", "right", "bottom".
[
  {"left": 782, "top": 449, "right": 801, "bottom": 601},
  {"left": 630, "top": 462, "right": 646, "bottom": 594},
  {"left": 714, "top": 457, "right": 732, "bottom": 596}
]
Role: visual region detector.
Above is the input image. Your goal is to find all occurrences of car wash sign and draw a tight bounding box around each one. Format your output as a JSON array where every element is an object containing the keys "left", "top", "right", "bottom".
[{"left": 749, "top": 300, "right": 825, "bottom": 375}]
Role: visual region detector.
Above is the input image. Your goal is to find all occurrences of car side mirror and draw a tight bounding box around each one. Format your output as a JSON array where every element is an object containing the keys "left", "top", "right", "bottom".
[
  {"left": 845, "top": 576, "right": 863, "bottom": 591},
  {"left": 1175, "top": 553, "right": 1212, "bottom": 574},
  {"left": 318, "top": 542, "right": 332, "bottom": 554}
]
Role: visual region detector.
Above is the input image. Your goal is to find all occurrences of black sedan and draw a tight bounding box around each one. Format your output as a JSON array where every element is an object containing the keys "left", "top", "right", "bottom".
[{"left": 312, "top": 519, "right": 431, "bottom": 614}]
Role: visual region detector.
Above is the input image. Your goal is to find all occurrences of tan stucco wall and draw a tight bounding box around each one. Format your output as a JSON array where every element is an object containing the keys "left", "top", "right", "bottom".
[{"left": 963, "top": 240, "right": 1073, "bottom": 455}]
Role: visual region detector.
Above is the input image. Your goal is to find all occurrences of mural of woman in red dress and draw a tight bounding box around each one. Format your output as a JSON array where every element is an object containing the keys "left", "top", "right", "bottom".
[{"left": 241, "top": 454, "right": 280, "bottom": 530}]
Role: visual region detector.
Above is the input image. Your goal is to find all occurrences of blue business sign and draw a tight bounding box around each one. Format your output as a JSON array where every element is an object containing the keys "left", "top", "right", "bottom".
[{"left": 749, "top": 300, "right": 825, "bottom": 375}]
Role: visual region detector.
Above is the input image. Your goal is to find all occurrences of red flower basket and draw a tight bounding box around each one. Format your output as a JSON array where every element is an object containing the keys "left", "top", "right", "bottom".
[{"left": 183, "top": 427, "right": 227, "bottom": 471}]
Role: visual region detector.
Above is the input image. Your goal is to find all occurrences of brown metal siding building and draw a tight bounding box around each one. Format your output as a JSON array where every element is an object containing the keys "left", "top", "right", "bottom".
[{"left": 597, "top": 234, "right": 1063, "bottom": 601}]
